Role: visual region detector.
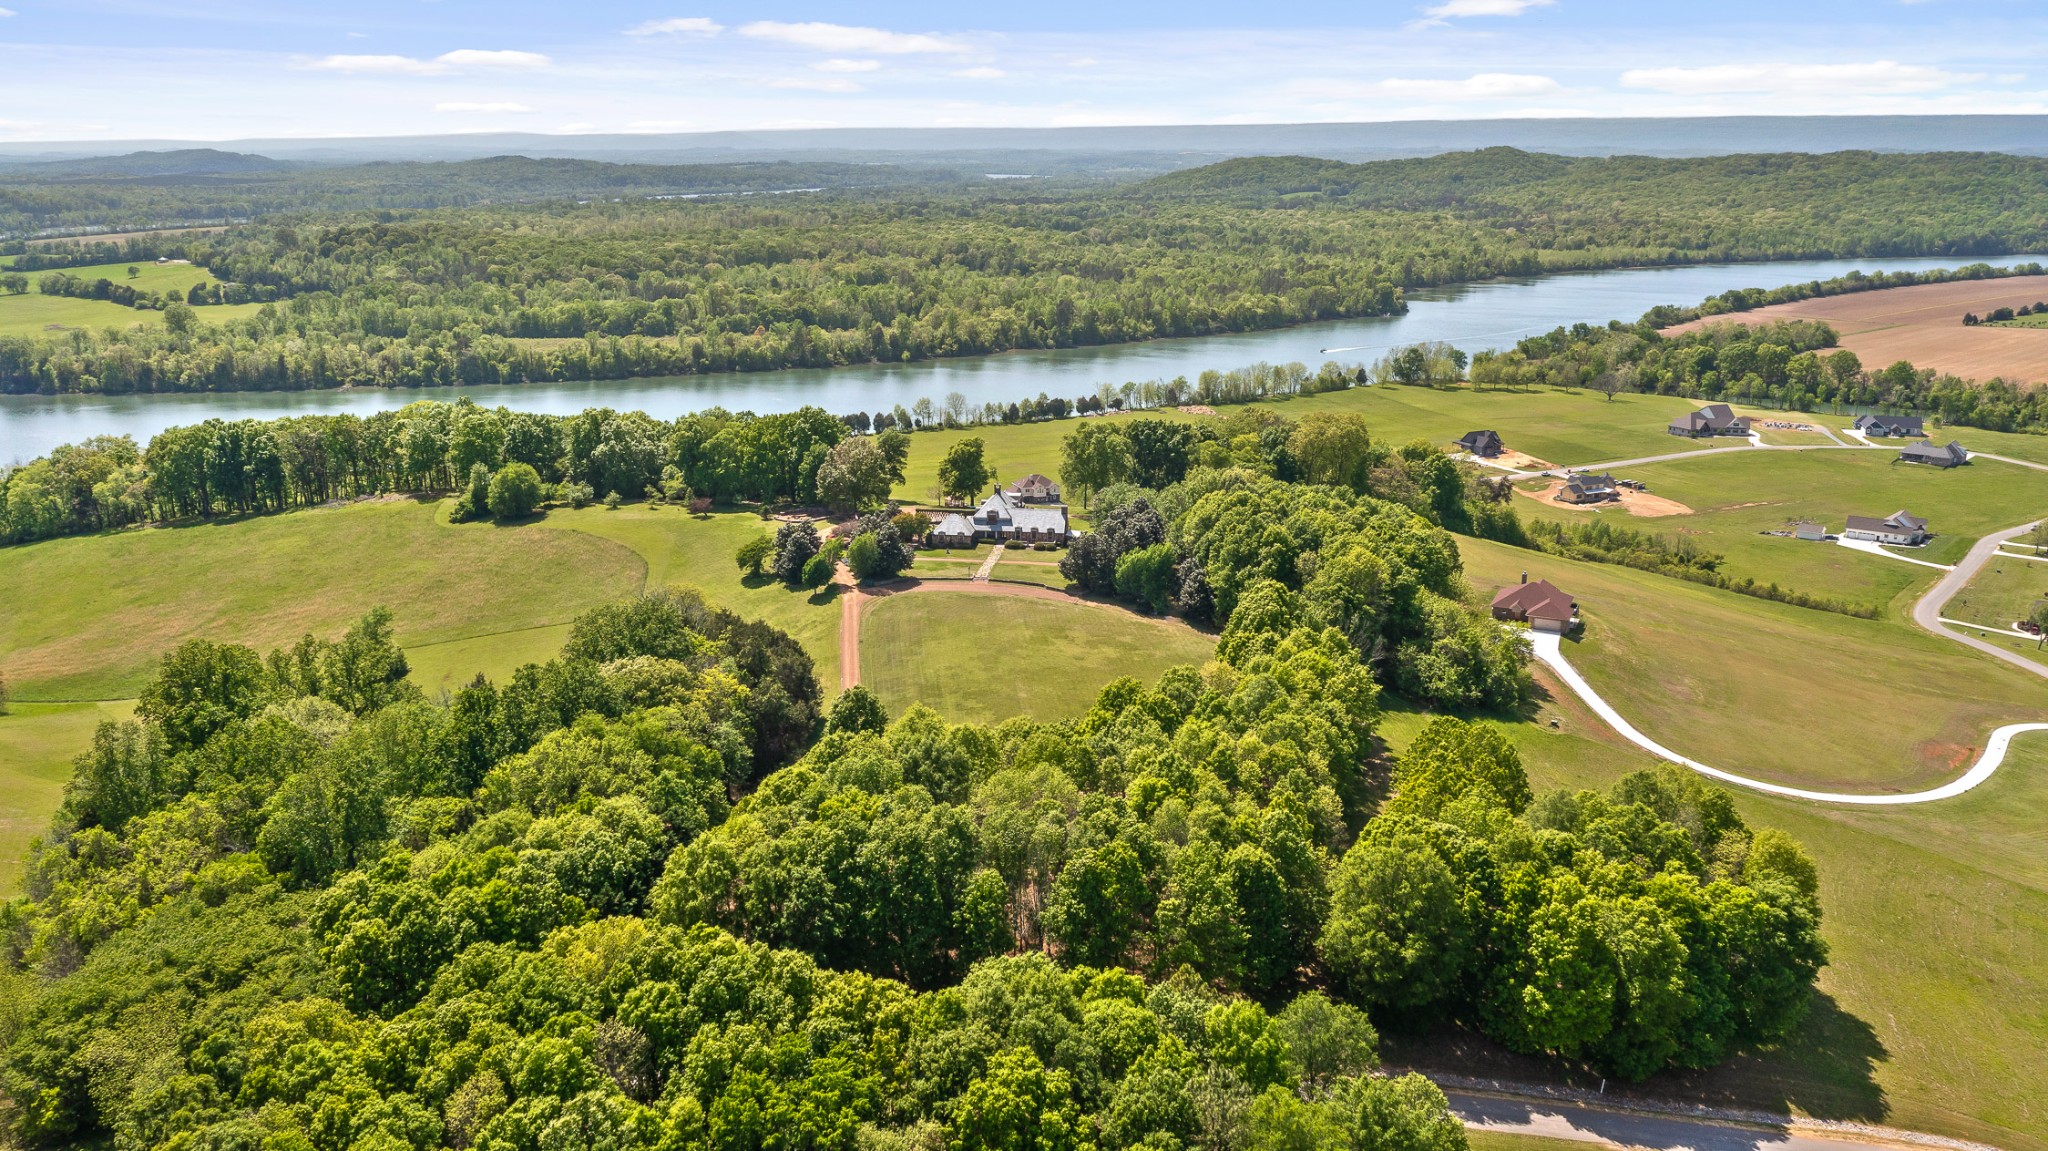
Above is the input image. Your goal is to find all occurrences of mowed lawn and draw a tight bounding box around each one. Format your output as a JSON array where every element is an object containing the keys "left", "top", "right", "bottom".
[
  {"left": 0, "top": 498, "right": 647, "bottom": 701},
  {"left": 1458, "top": 535, "right": 2048, "bottom": 792},
  {"left": 0, "top": 700, "right": 134, "bottom": 892},
  {"left": 0, "top": 260, "right": 265, "bottom": 337},
  {"left": 859, "top": 592, "right": 1215, "bottom": 726},
  {"left": 1378, "top": 655, "right": 2048, "bottom": 1150},
  {"left": 1516, "top": 450, "right": 2048, "bottom": 613}
]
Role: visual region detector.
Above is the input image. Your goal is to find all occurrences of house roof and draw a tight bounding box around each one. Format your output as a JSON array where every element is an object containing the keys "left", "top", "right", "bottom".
[
  {"left": 1006, "top": 473, "right": 1059, "bottom": 491},
  {"left": 1492, "top": 579, "right": 1576, "bottom": 621},
  {"left": 1794, "top": 520, "right": 1827, "bottom": 532},
  {"left": 1845, "top": 512, "right": 1927, "bottom": 536},
  {"left": 1884, "top": 509, "right": 1929, "bottom": 532},
  {"left": 1855, "top": 413, "right": 1925, "bottom": 432},
  {"left": 1458, "top": 429, "right": 1502, "bottom": 450},
  {"left": 1669, "top": 403, "right": 1748, "bottom": 433},
  {"left": 1564, "top": 472, "right": 1618, "bottom": 492},
  {"left": 1898, "top": 440, "right": 1967, "bottom": 463},
  {"left": 932, "top": 513, "right": 975, "bottom": 537}
]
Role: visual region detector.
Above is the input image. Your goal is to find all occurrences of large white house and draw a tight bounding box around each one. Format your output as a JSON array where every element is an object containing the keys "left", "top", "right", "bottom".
[
  {"left": 928, "top": 488, "right": 1070, "bottom": 548},
  {"left": 1842, "top": 509, "right": 1930, "bottom": 546}
]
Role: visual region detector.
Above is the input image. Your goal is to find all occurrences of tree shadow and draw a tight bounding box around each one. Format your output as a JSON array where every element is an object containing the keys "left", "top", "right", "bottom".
[{"left": 1383, "top": 990, "right": 1888, "bottom": 1126}]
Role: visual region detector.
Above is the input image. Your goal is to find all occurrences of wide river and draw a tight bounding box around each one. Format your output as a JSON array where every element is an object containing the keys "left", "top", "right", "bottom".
[{"left": 1, "top": 255, "right": 2036, "bottom": 463}]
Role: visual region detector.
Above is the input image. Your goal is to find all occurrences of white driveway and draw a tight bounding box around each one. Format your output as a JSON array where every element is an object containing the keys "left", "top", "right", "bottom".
[{"left": 1834, "top": 536, "right": 1954, "bottom": 570}]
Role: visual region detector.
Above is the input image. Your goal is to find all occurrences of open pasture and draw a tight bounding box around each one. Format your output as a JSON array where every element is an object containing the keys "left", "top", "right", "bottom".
[
  {"left": 1458, "top": 534, "right": 2048, "bottom": 793},
  {"left": 0, "top": 259, "right": 265, "bottom": 338},
  {"left": 1662, "top": 275, "right": 2048, "bottom": 385},
  {"left": 0, "top": 700, "right": 135, "bottom": 892},
  {"left": 859, "top": 591, "right": 1215, "bottom": 726}
]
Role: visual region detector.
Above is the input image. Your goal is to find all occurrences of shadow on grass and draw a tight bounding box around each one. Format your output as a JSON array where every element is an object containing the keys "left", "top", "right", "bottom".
[{"left": 1385, "top": 990, "right": 1887, "bottom": 1125}]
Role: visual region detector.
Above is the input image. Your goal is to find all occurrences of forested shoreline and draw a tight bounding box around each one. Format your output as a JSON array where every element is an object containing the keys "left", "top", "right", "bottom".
[{"left": 7, "top": 148, "right": 2048, "bottom": 395}]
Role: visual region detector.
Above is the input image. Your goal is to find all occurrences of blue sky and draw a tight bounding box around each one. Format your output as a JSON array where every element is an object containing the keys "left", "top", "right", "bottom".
[{"left": 2, "top": 1, "right": 2046, "bottom": 140}]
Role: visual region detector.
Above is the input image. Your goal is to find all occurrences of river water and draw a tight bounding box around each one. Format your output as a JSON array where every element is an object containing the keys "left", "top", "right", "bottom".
[{"left": 1, "top": 255, "right": 2035, "bottom": 464}]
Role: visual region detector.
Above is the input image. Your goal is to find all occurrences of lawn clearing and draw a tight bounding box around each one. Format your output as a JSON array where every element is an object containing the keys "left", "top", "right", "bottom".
[
  {"left": 0, "top": 260, "right": 264, "bottom": 338},
  {"left": 0, "top": 498, "right": 646, "bottom": 701},
  {"left": 859, "top": 591, "right": 1214, "bottom": 726},
  {"left": 406, "top": 624, "right": 576, "bottom": 698},
  {"left": 0, "top": 700, "right": 133, "bottom": 892},
  {"left": 1662, "top": 275, "right": 2048, "bottom": 386},
  {"left": 1458, "top": 534, "right": 2048, "bottom": 793}
]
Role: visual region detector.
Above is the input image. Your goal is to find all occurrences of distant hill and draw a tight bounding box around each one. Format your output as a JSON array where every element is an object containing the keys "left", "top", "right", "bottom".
[{"left": 0, "top": 148, "right": 295, "bottom": 179}]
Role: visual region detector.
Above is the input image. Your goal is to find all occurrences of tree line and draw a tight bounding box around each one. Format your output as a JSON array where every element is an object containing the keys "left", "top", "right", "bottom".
[
  {"left": 12, "top": 147, "right": 2048, "bottom": 395},
  {"left": 0, "top": 568, "right": 1825, "bottom": 1148}
]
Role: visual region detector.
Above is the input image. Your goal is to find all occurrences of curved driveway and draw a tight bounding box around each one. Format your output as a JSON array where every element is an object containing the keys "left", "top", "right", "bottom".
[{"left": 1445, "top": 1090, "right": 1995, "bottom": 1151}]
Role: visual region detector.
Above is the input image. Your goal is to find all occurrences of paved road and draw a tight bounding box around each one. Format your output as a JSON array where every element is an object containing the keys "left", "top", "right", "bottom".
[
  {"left": 1911, "top": 520, "right": 2048, "bottom": 685},
  {"left": 1447, "top": 1091, "right": 1960, "bottom": 1151}
]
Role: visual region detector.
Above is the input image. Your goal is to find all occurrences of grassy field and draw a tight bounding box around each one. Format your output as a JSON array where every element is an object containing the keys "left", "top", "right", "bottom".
[
  {"left": 860, "top": 592, "right": 1215, "bottom": 726},
  {"left": 0, "top": 260, "right": 265, "bottom": 337},
  {"left": 1459, "top": 535, "right": 2048, "bottom": 792},
  {"left": 894, "top": 386, "right": 1721, "bottom": 502},
  {"left": 0, "top": 497, "right": 647, "bottom": 701},
  {"left": 1378, "top": 649, "right": 2048, "bottom": 1150},
  {"left": 0, "top": 701, "right": 134, "bottom": 892},
  {"left": 1515, "top": 450, "right": 2048, "bottom": 614},
  {"left": 1464, "top": 1133, "right": 1607, "bottom": 1151},
  {"left": 1945, "top": 551, "right": 2048, "bottom": 633}
]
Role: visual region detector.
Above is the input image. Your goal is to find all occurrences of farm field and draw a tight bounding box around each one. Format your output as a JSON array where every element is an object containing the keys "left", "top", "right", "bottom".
[
  {"left": 859, "top": 591, "right": 1215, "bottom": 726},
  {"left": 1457, "top": 534, "right": 2048, "bottom": 792},
  {"left": 1662, "top": 274, "right": 2048, "bottom": 385},
  {"left": 1515, "top": 450, "right": 2048, "bottom": 612},
  {"left": 0, "top": 259, "right": 264, "bottom": 337}
]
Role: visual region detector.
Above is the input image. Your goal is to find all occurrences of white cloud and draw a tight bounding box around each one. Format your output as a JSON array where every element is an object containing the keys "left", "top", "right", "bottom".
[
  {"left": 0, "top": 7, "right": 18, "bottom": 16},
  {"left": 1622, "top": 60, "right": 1974, "bottom": 95},
  {"left": 1419, "top": 0, "right": 1554, "bottom": 19},
  {"left": 626, "top": 17, "right": 723, "bottom": 37},
  {"left": 434, "top": 49, "right": 552, "bottom": 69},
  {"left": 738, "top": 21, "right": 970, "bottom": 55},
  {"left": 767, "top": 76, "right": 864, "bottom": 93},
  {"left": 1378, "top": 72, "right": 1562, "bottom": 99},
  {"left": 1067, "top": 57, "right": 1100, "bottom": 68},
  {"left": 813, "top": 58, "right": 881, "bottom": 73},
  {"left": 304, "top": 49, "right": 551, "bottom": 74},
  {"left": 952, "top": 67, "right": 1006, "bottom": 80},
  {"left": 435, "top": 101, "right": 536, "bottom": 113}
]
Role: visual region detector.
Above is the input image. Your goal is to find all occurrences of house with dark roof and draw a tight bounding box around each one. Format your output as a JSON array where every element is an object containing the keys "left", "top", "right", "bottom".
[
  {"left": 1897, "top": 440, "right": 1969, "bottom": 468},
  {"left": 1842, "top": 509, "right": 1930, "bottom": 546},
  {"left": 1491, "top": 578, "right": 1579, "bottom": 634},
  {"left": 1854, "top": 413, "right": 1926, "bottom": 438},
  {"left": 1667, "top": 403, "right": 1751, "bottom": 438},
  {"left": 1558, "top": 472, "right": 1621, "bottom": 504},
  {"left": 927, "top": 487, "right": 1069, "bottom": 548},
  {"left": 1002, "top": 473, "right": 1063, "bottom": 503},
  {"left": 1456, "top": 430, "right": 1504, "bottom": 458}
]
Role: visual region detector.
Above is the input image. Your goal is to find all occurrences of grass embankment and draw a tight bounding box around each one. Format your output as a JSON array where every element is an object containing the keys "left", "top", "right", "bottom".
[
  {"left": 860, "top": 592, "right": 1215, "bottom": 726},
  {"left": 0, "top": 260, "right": 264, "bottom": 337},
  {"left": 1515, "top": 451, "right": 2048, "bottom": 614}
]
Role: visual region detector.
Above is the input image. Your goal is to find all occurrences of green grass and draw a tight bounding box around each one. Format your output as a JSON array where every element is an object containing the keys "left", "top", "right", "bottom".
[
  {"left": 860, "top": 592, "right": 1215, "bottom": 726},
  {"left": 0, "top": 701, "right": 133, "bottom": 892},
  {"left": 0, "top": 260, "right": 265, "bottom": 337},
  {"left": 0, "top": 498, "right": 647, "bottom": 701},
  {"left": 1946, "top": 552, "right": 2048, "bottom": 633},
  {"left": 1517, "top": 451, "right": 2048, "bottom": 614},
  {"left": 1945, "top": 424, "right": 2048, "bottom": 467},
  {"left": 533, "top": 506, "right": 845, "bottom": 691},
  {"left": 406, "top": 624, "right": 576, "bottom": 698},
  {"left": 1987, "top": 314, "right": 2048, "bottom": 328},
  {"left": 1464, "top": 1132, "right": 1612, "bottom": 1151},
  {"left": 894, "top": 387, "right": 1722, "bottom": 503},
  {"left": 1459, "top": 535, "right": 2048, "bottom": 792}
]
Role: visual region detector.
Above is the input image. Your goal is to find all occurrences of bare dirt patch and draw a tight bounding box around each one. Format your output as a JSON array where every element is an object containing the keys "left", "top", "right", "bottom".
[
  {"left": 1489, "top": 447, "right": 1556, "bottom": 471},
  {"left": 1661, "top": 275, "right": 2048, "bottom": 385},
  {"left": 1517, "top": 481, "right": 1693, "bottom": 518}
]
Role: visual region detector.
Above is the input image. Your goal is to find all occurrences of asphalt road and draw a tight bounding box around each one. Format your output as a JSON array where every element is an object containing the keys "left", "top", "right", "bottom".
[
  {"left": 1912, "top": 519, "right": 2048, "bottom": 684},
  {"left": 1447, "top": 1091, "right": 1948, "bottom": 1151}
]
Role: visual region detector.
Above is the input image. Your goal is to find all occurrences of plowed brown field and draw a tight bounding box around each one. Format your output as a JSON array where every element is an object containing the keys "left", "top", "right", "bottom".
[{"left": 1662, "top": 275, "right": 2048, "bottom": 384}]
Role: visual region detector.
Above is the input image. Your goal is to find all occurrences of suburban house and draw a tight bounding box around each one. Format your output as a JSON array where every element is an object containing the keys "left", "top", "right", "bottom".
[
  {"left": 1491, "top": 577, "right": 1579, "bottom": 634},
  {"left": 1854, "top": 413, "right": 1926, "bottom": 438},
  {"left": 1793, "top": 521, "right": 1829, "bottom": 542},
  {"left": 1002, "top": 473, "right": 1063, "bottom": 503},
  {"left": 1897, "top": 440, "right": 1969, "bottom": 468},
  {"left": 1557, "top": 472, "right": 1621, "bottom": 504},
  {"left": 1456, "top": 430, "right": 1505, "bottom": 458},
  {"left": 1842, "top": 509, "right": 1931, "bottom": 546},
  {"left": 1667, "top": 403, "right": 1751, "bottom": 438},
  {"left": 927, "top": 487, "right": 1070, "bottom": 548}
]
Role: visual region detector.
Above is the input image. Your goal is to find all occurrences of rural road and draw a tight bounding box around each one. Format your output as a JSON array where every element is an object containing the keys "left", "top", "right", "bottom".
[
  {"left": 1444, "top": 1090, "right": 1977, "bottom": 1151},
  {"left": 1911, "top": 520, "right": 2048, "bottom": 684}
]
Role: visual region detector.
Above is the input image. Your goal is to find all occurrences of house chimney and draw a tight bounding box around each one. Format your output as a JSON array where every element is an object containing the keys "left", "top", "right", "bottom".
[{"left": 1520, "top": 571, "right": 1528, "bottom": 584}]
